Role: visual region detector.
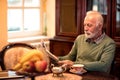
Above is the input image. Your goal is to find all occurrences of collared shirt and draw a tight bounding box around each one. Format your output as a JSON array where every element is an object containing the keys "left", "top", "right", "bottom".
[{"left": 86, "top": 33, "right": 105, "bottom": 44}]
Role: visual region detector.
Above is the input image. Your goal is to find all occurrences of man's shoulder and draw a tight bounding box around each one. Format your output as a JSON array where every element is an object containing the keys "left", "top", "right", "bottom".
[
  {"left": 104, "top": 35, "right": 116, "bottom": 46},
  {"left": 105, "top": 35, "right": 115, "bottom": 43},
  {"left": 77, "top": 34, "right": 85, "bottom": 38},
  {"left": 74, "top": 34, "right": 86, "bottom": 42},
  {"left": 76, "top": 34, "right": 85, "bottom": 40}
]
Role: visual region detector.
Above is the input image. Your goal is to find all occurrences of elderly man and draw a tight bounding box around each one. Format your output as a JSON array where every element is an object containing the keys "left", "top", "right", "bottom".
[{"left": 58, "top": 11, "right": 116, "bottom": 73}]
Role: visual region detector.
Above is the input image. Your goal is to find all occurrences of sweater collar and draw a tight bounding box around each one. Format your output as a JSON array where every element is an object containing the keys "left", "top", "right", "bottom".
[{"left": 85, "top": 33, "right": 105, "bottom": 44}]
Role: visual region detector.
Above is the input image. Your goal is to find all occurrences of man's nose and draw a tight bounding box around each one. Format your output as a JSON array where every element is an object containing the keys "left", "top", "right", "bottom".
[{"left": 84, "top": 26, "right": 89, "bottom": 31}]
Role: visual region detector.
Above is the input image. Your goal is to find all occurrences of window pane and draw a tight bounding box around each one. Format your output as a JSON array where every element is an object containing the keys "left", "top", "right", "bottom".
[
  {"left": 87, "top": 0, "right": 107, "bottom": 14},
  {"left": 7, "top": 9, "right": 22, "bottom": 32},
  {"left": 24, "top": 0, "right": 40, "bottom": 7},
  {"left": 116, "top": 0, "right": 120, "bottom": 36},
  {"left": 7, "top": 0, "right": 41, "bottom": 38},
  {"left": 24, "top": 9, "right": 40, "bottom": 31},
  {"left": 8, "top": 0, "right": 22, "bottom": 7}
]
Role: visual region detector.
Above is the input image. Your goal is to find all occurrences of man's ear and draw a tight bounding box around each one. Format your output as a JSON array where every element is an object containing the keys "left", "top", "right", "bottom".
[{"left": 98, "top": 23, "right": 103, "bottom": 31}]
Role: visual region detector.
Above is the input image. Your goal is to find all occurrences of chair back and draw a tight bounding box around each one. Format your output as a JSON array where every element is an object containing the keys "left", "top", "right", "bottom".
[{"left": 0, "top": 43, "right": 35, "bottom": 70}]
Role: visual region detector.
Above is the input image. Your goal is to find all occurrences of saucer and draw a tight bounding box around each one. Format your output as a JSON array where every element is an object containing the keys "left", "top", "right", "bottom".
[{"left": 69, "top": 69, "right": 83, "bottom": 75}]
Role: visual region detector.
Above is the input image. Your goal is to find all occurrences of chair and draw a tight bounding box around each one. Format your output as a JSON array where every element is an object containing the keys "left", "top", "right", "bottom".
[{"left": 0, "top": 43, "right": 36, "bottom": 70}]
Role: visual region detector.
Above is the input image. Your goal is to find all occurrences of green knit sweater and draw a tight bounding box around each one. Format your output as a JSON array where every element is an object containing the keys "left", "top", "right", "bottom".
[{"left": 59, "top": 34, "right": 116, "bottom": 72}]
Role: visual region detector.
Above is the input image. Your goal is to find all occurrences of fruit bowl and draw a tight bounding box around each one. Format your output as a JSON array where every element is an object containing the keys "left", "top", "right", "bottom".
[
  {"left": 13, "top": 60, "right": 48, "bottom": 76},
  {"left": 12, "top": 49, "right": 49, "bottom": 77}
]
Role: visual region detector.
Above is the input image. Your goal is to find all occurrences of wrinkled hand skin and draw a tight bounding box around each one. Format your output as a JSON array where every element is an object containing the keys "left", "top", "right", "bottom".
[{"left": 58, "top": 60, "right": 74, "bottom": 69}]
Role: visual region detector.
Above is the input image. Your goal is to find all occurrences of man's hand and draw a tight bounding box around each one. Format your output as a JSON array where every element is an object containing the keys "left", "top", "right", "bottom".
[{"left": 58, "top": 60, "right": 74, "bottom": 68}]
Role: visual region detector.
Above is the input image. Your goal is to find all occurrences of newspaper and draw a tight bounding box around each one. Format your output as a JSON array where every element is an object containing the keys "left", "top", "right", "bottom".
[{"left": 41, "top": 41, "right": 59, "bottom": 64}]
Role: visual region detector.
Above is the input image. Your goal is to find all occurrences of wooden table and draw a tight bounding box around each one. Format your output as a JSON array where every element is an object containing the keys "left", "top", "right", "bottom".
[
  {"left": 35, "top": 71, "right": 118, "bottom": 80},
  {"left": 0, "top": 71, "right": 118, "bottom": 80},
  {"left": 36, "top": 73, "right": 82, "bottom": 80},
  {"left": 82, "top": 71, "right": 118, "bottom": 80}
]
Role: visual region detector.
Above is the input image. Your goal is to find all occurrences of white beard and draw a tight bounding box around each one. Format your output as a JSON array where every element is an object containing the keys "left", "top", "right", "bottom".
[{"left": 84, "top": 31, "right": 97, "bottom": 38}]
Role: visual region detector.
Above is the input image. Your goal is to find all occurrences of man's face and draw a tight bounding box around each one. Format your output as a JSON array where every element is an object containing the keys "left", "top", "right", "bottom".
[{"left": 83, "top": 16, "right": 101, "bottom": 39}]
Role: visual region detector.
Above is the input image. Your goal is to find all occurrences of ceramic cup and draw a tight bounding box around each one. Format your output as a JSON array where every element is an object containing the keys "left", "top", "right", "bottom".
[{"left": 71, "top": 64, "right": 84, "bottom": 71}]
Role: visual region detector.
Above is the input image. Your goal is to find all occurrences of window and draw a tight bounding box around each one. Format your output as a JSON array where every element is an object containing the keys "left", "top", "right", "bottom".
[
  {"left": 87, "top": 0, "right": 107, "bottom": 14},
  {"left": 7, "top": 0, "right": 41, "bottom": 38}
]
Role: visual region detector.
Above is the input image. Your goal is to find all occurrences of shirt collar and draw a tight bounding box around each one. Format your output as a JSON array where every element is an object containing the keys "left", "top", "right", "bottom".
[{"left": 86, "top": 33, "right": 105, "bottom": 44}]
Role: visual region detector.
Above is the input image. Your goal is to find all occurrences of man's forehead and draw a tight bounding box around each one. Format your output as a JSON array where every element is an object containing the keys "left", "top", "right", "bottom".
[{"left": 84, "top": 16, "right": 97, "bottom": 23}]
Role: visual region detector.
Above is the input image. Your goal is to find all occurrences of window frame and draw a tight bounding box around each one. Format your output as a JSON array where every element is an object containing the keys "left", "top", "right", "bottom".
[{"left": 7, "top": 0, "right": 43, "bottom": 39}]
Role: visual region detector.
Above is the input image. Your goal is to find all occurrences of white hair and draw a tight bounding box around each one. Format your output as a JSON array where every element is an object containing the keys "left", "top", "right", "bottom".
[{"left": 85, "top": 11, "right": 104, "bottom": 26}]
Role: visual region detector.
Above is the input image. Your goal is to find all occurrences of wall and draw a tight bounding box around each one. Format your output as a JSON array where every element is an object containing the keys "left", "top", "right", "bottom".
[
  {"left": 0, "top": 0, "right": 8, "bottom": 50},
  {"left": 46, "top": 0, "right": 55, "bottom": 37}
]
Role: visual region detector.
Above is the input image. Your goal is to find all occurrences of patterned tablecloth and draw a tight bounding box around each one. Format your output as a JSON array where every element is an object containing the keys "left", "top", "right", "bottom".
[{"left": 35, "top": 73, "right": 82, "bottom": 80}]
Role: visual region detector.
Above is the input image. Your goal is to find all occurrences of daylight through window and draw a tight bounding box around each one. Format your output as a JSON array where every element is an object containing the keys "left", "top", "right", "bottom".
[{"left": 7, "top": 0, "right": 41, "bottom": 38}]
